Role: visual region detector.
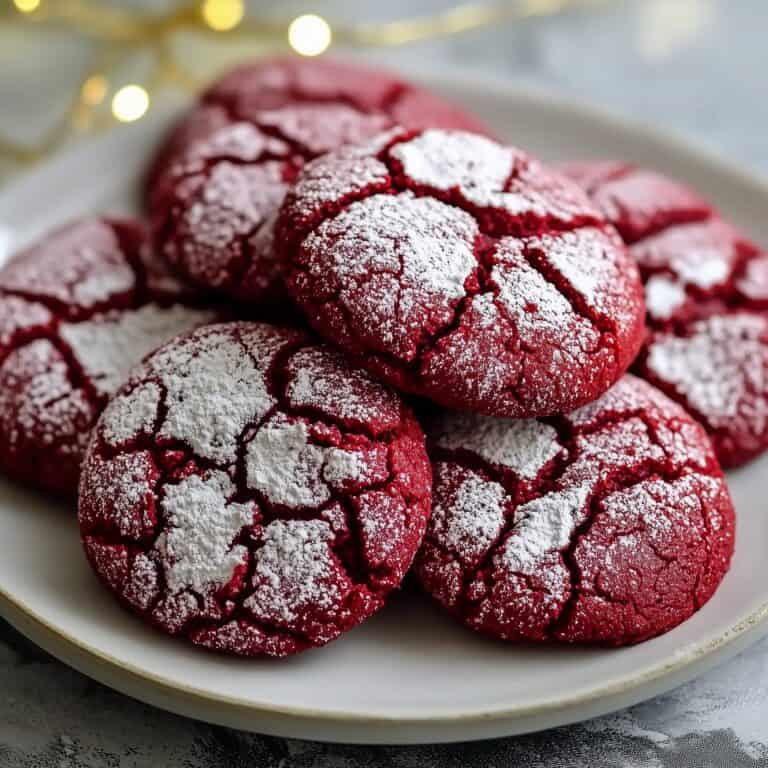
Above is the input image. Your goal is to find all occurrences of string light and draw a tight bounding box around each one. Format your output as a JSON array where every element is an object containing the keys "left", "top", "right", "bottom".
[
  {"left": 0, "top": 1, "right": 615, "bottom": 170},
  {"left": 111, "top": 85, "right": 150, "bottom": 123},
  {"left": 201, "top": 0, "right": 244, "bottom": 32},
  {"left": 13, "top": 0, "right": 41, "bottom": 13},
  {"left": 81, "top": 75, "right": 108, "bottom": 106},
  {"left": 288, "top": 14, "right": 332, "bottom": 56}
]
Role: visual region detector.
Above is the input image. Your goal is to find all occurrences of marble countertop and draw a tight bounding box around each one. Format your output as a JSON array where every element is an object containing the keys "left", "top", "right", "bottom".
[{"left": 1, "top": 0, "right": 768, "bottom": 764}]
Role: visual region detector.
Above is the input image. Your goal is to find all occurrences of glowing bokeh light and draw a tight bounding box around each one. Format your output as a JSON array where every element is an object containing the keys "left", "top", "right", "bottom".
[
  {"left": 288, "top": 14, "right": 332, "bottom": 56},
  {"left": 14, "top": 0, "right": 41, "bottom": 12},
  {"left": 111, "top": 85, "right": 150, "bottom": 123},
  {"left": 81, "top": 75, "right": 108, "bottom": 106},
  {"left": 201, "top": 0, "right": 244, "bottom": 31}
]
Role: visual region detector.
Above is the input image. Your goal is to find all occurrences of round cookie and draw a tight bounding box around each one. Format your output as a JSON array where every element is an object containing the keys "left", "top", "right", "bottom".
[
  {"left": 79, "top": 322, "right": 432, "bottom": 657},
  {"left": 0, "top": 218, "right": 216, "bottom": 495},
  {"left": 148, "top": 56, "right": 489, "bottom": 304},
  {"left": 415, "top": 375, "right": 734, "bottom": 646},
  {"left": 562, "top": 161, "right": 768, "bottom": 466},
  {"left": 276, "top": 129, "right": 646, "bottom": 418}
]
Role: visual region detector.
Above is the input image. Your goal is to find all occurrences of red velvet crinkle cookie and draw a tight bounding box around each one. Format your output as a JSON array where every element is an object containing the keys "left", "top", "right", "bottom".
[
  {"left": 148, "top": 56, "right": 489, "bottom": 304},
  {"left": 0, "top": 218, "right": 216, "bottom": 495},
  {"left": 415, "top": 375, "right": 734, "bottom": 646},
  {"left": 562, "top": 162, "right": 768, "bottom": 466},
  {"left": 79, "top": 322, "right": 432, "bottom": 657},
  {"left": 276, "top": 129, "right": 646, "bottom": 417}
]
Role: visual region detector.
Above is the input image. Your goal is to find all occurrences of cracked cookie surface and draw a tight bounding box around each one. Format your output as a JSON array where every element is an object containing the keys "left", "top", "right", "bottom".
[
  {"left": 276, "top": 129, "right": 645, "bottom": 417},
  {"left": 563, "top": 161, "right": 768, "bottom": 466},
  {"left": 79, "top": 322, "right": 432, "bottom": 657},
  {"left": 0, "top": 218, "right": 215, "bottom": 495},
  {"left": 415, "top": 375, "right": 734, "bottom": 646},
  {"left": 148, "top": 56, "right": 488, "bottom": 305}
]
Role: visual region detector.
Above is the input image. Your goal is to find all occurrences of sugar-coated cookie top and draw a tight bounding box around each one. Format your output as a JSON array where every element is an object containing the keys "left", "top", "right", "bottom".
[
  {"left": 561, "top": 161, "right": 768, "bottom": 467},
  {"left": 277, "top": 128, "right": 646, "bottom": 418},
  {"left": 416, "top": 375, "right": 734, "bottom": 646},
  {"left": 0, "top": 218, "right": 215, "bottom": 495},
  {"left": 79, "top": 322, "right": 432, "bottom": 657}
]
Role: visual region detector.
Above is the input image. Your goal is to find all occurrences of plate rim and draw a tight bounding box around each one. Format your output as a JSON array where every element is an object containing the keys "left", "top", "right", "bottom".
[
  {"left": 3, "top": 579, "right": 768, "bottom": 728},
  {"left": 1, "top": 70, "right": 768, "bottom": 742}
]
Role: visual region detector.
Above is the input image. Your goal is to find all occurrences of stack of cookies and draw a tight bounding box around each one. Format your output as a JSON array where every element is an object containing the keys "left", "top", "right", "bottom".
[{"left": 3, "top": 56, "right": 757, "bottom": 657}]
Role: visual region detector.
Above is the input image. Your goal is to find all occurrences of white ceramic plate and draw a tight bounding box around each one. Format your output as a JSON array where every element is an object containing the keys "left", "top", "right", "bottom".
[{"left": 1, "top": 74, "right": 767, "bottom": 745}]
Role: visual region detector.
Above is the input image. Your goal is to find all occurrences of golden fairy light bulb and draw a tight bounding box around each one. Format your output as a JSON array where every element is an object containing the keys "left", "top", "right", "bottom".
[
  {"left": 288, "top": 14, "right": 332, "bottom": 56},
  {"left": 201, "top": 0, "right": 244, "bottom": 31},
  {"left": 81, "top": 75, "right": 108, "bottom": 106},
  {"left": 111, "top": 85, "right": 149, "bottom": 123},
  {"left": 14, "top": 0, "right": 41, "bottom": 12}
]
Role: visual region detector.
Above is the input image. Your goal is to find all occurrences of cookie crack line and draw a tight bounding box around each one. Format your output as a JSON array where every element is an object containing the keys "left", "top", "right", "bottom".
[
  {"left": 290, "top": 220, "right": 615, "bottom": 398},
  {"left": 261, "top": 336, "right": 409, "bottom": 442},
  {"left": 80, "top": 323, "right": 433, "bottom": 657},
  {"left": 419, "top": 380, "right": 732, "bottom": 644},
  {"left": 0, "top": 317, "right": 106, "bottom": 414},
  {"left": 280, "top": 131, "right": 607, "bottom": 257},
  {"left": 0, "top": 285, "right": 128, "bottom": 325},
  {"left": 82, "top": 447, "right": 398, "bottom": 640},
  {"left": 0, "top": 225, "right": 153, "bottom": 321},
  {"left": 543, "top": 462, "right": 677, "bottom": 640},
  {"left": 377, "top": 136, "right": 606, "bottom": 241},
  {"left": 155, "top": 148, "right": 296, "bottom": 208},
  {"left": 276, "top": 130, "right": 641, "bottom": 420},
  {"left": 202, "top": 77, "right": 406, "bottom": 161},
  {"left": 521, "top": 241, "right": 618, "bottom": 338}
]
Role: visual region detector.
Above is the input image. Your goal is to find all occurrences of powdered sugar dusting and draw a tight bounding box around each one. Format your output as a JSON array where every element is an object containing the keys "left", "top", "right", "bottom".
[
  {"left": 0, "top": 296, "right": 52, "bottom": 347},
  {"left": 433, "top": 412, "right": 564, "bottom": 479},
  {"left": 323, "top": 449, "right": 365, "bottom": 487},
  {"left": 285, "top": 346, "right": 402, "bottom": 427},
  {"left": 157, "top": 471, "right": 253, "bottom": 594},
  {"left": 430, "top": 463, "right": 507, "bottom": 566},
  {"left": 631, "top": 218, "right": 738, "bottom": 290},
  {"left": 184, "top": 121, "right": 288, "bottom": 166},
  {"left": 258, "top": 103, "right": 390, "bottom": 155},
  {"left": 60, "top": 304, "right": 214, "bottom": 396},
  {"left": 500, "top": 484, "right": 590, "bottom": 574},
  {"left": 390, "top": 130, "right": 517, "bottom": 209},
  {"left": 151, "top": 325, "right": 277, "bottom": 464},
  {"left": 646, "top": 314, "right": 768, "bottom": 430},
  {"left": 645, "top": 275, "right": 687, "bottom": 320},
  {"left": 246, "top": 518, "right": 343, "bottom": 624},
  {"left": 737, "top": 253, "right": 768, "bottom": 302},
  {"left": 281, "top": 130, "right": 642, "bottom": 418},
  {"left": 101, "top": 382, "right": 161, "bottom": 446},
  {"left": 303, "top": 192, "right": 478, "bottom": 360},
  {"left": 567, "top": 375, "right": 675, "bottom": 428},
  {"left": 79, "top": 323, "right": 430, "bottom": 655},
  {"left": 285, "top": 147, "right": 390, "bottom": 221},
  {"left": 589, "top": 168, "right": 710, "bottom": 242},
  {"left": 0, "top": 339, "right": 95, "bottom": 458},
  {"left": 178, "top": 161, "right": 287, "bottom": 288},
  {"left": 562, "top": 417, "right": 665, "bottom": 489},
  {"left": 601, "top": 475, "right": 702, "bottom": 540},
  {"left": 418, "top": 372, "right": 733, "bottom": 644},
  {"left": 0, "top": 219, "right": 134, "bottom": 310},
  {"left": 246, "top": 414, "right": 364, "bottom": 507},
  {"left": 537, "top": 227, "right": 635, "bottom": 320},
  {"left": 355, "top": 490, "right": 409, "bottom": 571},
  {"left": 81, "top": 450, "right": 158, "bottom": 540},
  {"left": 493, "top": 238, "right": 600, "bottom": 352}
]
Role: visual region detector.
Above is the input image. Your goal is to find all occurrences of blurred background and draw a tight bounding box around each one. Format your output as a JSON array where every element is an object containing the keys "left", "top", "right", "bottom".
[{"left": 0, "top": 0, "right": 766, "bottom": 181}]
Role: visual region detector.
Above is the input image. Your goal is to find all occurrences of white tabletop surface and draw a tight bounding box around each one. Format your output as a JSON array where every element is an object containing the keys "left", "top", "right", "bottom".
[{"left": 1, "top": 0, "right": 767, "bottom": 763}]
